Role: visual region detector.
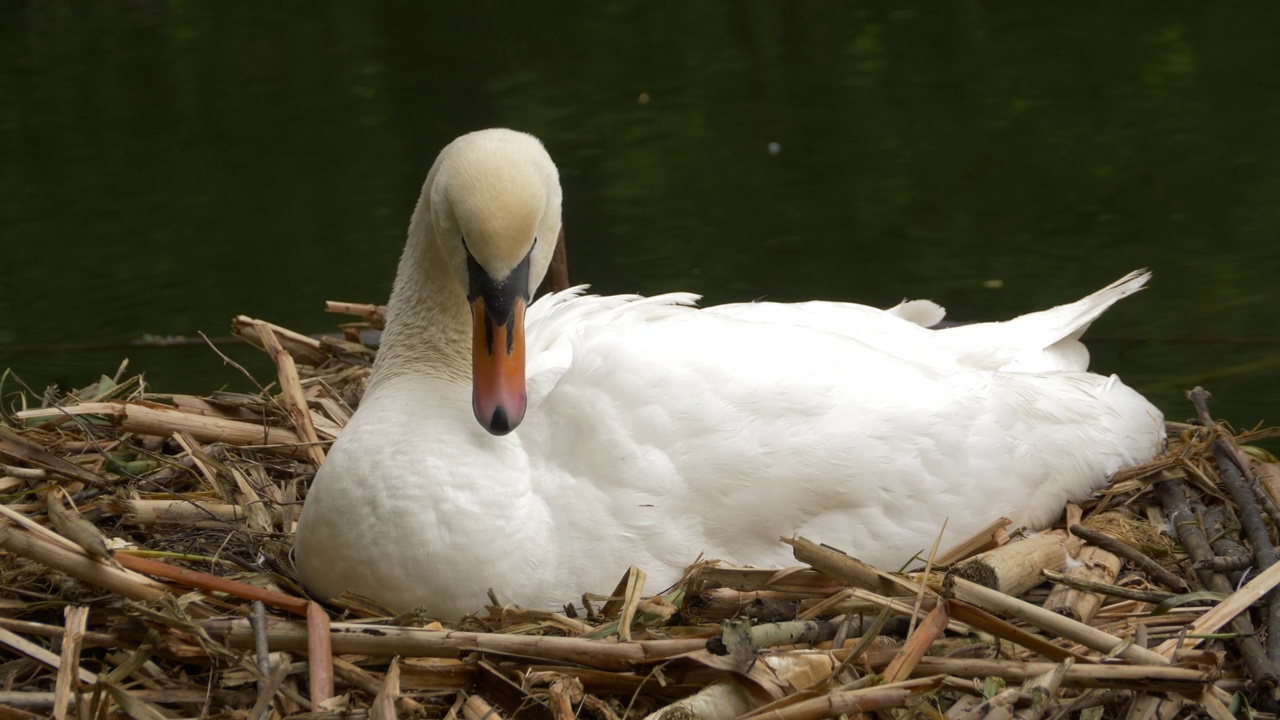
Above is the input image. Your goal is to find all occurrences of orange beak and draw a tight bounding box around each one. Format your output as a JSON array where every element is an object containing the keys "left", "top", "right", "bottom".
[{"left": 470, "top": 295, "right": 527, "bottom": 435}]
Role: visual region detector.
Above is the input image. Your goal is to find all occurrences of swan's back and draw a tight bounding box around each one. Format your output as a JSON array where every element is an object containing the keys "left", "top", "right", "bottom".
[{"left": 514, "top": 278, "right": 1163, "bottom": 586}]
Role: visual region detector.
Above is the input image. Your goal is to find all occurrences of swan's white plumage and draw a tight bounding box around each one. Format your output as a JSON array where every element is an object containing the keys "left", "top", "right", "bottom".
[{"left": 293, "top": 129, "right": 1165, "bottom": 617}]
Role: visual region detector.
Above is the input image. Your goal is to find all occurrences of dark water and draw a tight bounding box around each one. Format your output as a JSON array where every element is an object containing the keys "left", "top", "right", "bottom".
[{"left": 2, "top": 3, "right": 1279, "bottom": 427}]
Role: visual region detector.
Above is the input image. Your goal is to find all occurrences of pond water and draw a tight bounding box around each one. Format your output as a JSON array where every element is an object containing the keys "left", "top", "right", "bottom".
[{"left": 2, "top": 3, "right": 1278, "bottom": 427}]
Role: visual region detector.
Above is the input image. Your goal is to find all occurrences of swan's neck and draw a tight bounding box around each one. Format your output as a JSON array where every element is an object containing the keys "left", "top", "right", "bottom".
[{"left": 368, "top": 202, "right": 470, "bottom": 392}]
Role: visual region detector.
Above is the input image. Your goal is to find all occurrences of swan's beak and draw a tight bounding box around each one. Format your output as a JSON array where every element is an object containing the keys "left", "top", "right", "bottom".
[
  {"left": 465, "top": 242, "right": 534, "bottom": 436},
  {"left": 470, "top": 293, "right": 527, "bottom": 435}
]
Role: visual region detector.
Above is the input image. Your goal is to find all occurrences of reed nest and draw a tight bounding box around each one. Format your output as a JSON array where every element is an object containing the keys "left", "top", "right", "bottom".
[{"left": 1, "top": 305, "right": 1279, "bottom": 720}]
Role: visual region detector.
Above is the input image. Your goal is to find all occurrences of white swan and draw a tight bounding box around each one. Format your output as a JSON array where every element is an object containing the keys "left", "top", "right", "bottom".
[{"left": 294, "top": 129, "right": 1165, "bottom": 617}]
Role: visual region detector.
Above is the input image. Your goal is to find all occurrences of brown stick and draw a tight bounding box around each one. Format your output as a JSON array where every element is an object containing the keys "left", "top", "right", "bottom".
[
  {"left": 1068, "top": 524, "right": 1190, "bottom": 593},
  {"left": 1157, "top": 479, "right": 1275, "bottom": 689},
  {"left": 114, "top": 552, "right": 310, "bottom": 616},
  {"left": 1187, "top": 386, "right": 1280, "bottom": 679}
]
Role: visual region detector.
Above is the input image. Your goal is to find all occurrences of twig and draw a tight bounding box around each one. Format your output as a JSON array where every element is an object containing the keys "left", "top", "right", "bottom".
[
  {"left": 1040, "top": 570, "right": 1179, "bottom": 605},
  {"left": 1188, "top": 386, "right": 1280, "bottom": 681},
  {"left": 1158, "top": 477, "right": 1275, "bottom": 690},
  {"left": 1068, "top": 524, "right": 1190, "bottom": 593}
]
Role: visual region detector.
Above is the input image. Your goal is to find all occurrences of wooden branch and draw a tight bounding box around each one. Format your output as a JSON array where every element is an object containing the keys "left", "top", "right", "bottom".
[
  {"left": 1068, "top": 523, "right": 1190, "bottom": 593},
  {"left": 1157, "top": 478, "right": 1275, "bottom": 688}
]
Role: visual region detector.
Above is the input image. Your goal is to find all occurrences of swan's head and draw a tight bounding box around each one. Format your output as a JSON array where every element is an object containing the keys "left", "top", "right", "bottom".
[{"left": 428, "top": 129, "right": 562, "bottom": 435}]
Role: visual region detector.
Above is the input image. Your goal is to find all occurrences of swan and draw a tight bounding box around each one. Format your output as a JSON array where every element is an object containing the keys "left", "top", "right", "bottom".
[{"left": 293, "top": 128, "right": 1165, "bottom": 617}]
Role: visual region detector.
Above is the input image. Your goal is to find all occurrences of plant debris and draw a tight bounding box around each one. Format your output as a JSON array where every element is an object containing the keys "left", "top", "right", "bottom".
[{"left": 1, "top": 306, "right": 1279, "bottom": 719}]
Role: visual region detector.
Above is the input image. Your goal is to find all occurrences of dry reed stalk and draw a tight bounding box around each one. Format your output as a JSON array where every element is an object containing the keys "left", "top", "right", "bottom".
[
  {"left": 0, "top": 506, "right": 173, "bottom": 604},
  {"left": 695, "top": 566, "right": 843, "bottom": 595},
  {"left": 324, "top": 300, "right": 387, "bottom": 326},
  {"left": 15, "top": 402, "right": 313, "bottom": 458},
  {"left": 1064, "top": 520, "right": 1182, "bottom": 589},
  {"left": 783, "top": 536, "right": 920, "bottom": 597},
  {"left": 368, "top": 657, "right": 400, "bottom": 720},
  {"left": 684, "top": 588, "right": 804, "bottom": 621},
  {"left": 737, "top": 676, "right": 939, "bottom": 720},
  {"left": 109, "top": 497, "right": 246, "bottom": 525},
  {"left": 334, "top": 657, "right": 424, "bottom": 714},
  {"left": 944, "top": 600, "right": 1083, "bottom": 662},
  {"left": 462, "top": 693, "right": 503, "bottom": 720},
  {"left": 946, "top": 577, "right": 1168, "bottom": 665},
  {"left": 0, "top": 426, "right": 108, "bottom": 487},
  {"left": 1043, "top": 546, "right": 1123, "bottom": 623},
  {"left": 882, "top": 599, "right": 949, "bottom": 683},
  {"left": 0, "top": 626, "right": 96, "bottom": 685},
  {"left": 256, "top": 323, "right": 327, "bottom": 468},
  {"left": 952, "top": 532, "right": 1081, "bottom": 596},
  {"left": 199, "top": 617, "right": 708, "bottom": 670},
  {"left": 232, "top": 315, "right": 329, "bottom": 366},
  {"left": 934, "top": 516, "right": 1012, "bottom": 566},
  {"left": 1152, "top": 558, "right": 1280, "bottom": 658},
  {"left": 860, "top": 652, "right": 1210, "bottom": 692},
  {"left": 51, "top": 605, "right": 88, "bottom": 720}
]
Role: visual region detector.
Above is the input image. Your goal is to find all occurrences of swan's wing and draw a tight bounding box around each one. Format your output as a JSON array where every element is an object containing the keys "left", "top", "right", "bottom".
[{"left": 521, "top": 299, "right": 1163, "bottom": 576}]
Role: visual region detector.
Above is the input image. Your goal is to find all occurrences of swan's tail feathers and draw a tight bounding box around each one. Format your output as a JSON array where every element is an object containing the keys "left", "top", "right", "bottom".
[{"left": 938, "top": 269, "right": 1151, "bottom": 373}]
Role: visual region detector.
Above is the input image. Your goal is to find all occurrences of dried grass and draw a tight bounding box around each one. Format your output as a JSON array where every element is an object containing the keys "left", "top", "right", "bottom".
[{"left": 1, "top": 307, "right": 1278, "bottom": 719}]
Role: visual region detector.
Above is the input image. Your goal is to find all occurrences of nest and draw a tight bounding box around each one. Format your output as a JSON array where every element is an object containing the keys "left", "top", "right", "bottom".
[{"left": 1, "top": 304, "right": 1279, "bottom": 720}]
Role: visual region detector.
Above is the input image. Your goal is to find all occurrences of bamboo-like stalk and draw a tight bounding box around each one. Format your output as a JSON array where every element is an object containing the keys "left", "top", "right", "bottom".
[
  {"left": 52, "top": 606, "right": 88, "bottom": 720},
  {"left": 946, "top": 576, "right": 1168, "bottom": 665},
  {"left": 934, "top": 517, "right": 1012, "bottom": 566},
  {"left": 15, "top": 402, "right": 314, "bottom": 459},
  {"left": 952, "top": 532, "right": 1080, "bottom": 596},
  {"left": 256, "top": 323, "right": 327, "bottom": 468},
  {"left": 883, "top": 600, "right": 949, "bottom": 683},
  {"left": 0, "top": 510, "right": 172, "bottom": 605},
  {"left": 783, "top": 536, "right": 920, "bottom": 597},
  {"left": 1043, "top": 546, "right": 1122, "bottom": 623},
  {"left": 198, "top": 617, "right": 708, "bottom": 670},
  {"left": 1152, "top": 558, "right": 1280, "bottom": 658},
  {"left": 109, "top": 497, "right": 246, "bottom": 525},
  {"left": 858, "top": 652, "right": 1210, "bottom": 692},
  {"left": 231, "top": 315, "right": 329, "bottom": 366}
]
